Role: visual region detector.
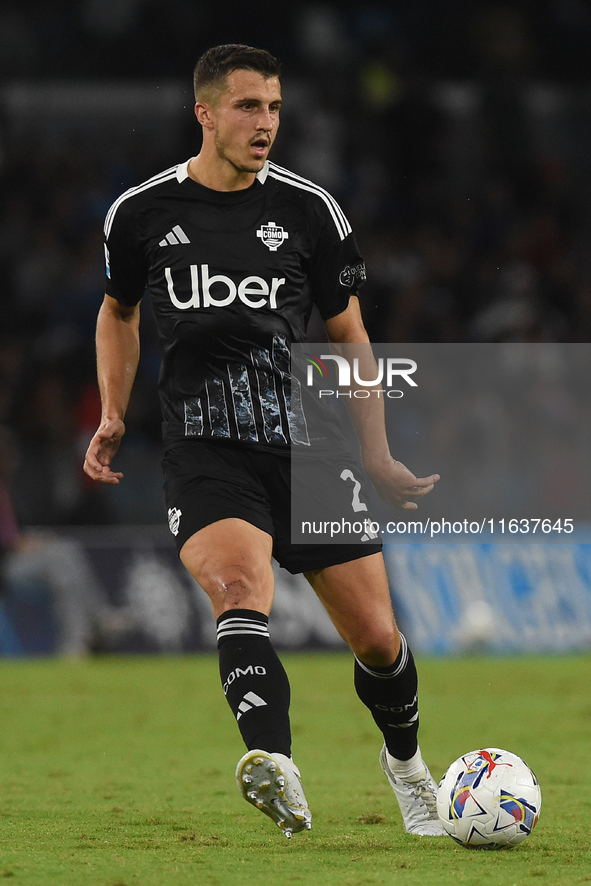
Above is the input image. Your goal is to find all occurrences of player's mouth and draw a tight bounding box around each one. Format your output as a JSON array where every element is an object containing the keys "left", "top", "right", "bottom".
[{"left": 250, "top": 138, "right": 269, "bottom": 158}]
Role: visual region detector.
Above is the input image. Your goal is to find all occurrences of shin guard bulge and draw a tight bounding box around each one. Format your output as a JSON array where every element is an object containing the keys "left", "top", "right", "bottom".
[
  {"left": 217, "top": 609, "right": 291, "bottom": 757},
  {"left": 354, "top": 633, "right": 419, "bottom": 761}
]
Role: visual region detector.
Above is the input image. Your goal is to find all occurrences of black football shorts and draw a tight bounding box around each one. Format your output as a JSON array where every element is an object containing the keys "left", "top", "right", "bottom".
[{"left": 162, "top": 438, "right": 382, "bottom": 574}]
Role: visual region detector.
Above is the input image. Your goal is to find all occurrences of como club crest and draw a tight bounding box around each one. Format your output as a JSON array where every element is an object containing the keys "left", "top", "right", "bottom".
[{"left": 256, "top": 221, "right": 289, "bottom": 251}]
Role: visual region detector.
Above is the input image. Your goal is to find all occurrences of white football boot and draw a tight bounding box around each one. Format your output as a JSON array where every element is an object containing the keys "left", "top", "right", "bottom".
[
  {"left": 379, "top": 745, "right": 446, "bottom": 836},
  {"left": 236, "top": 750, "right": 312, "bottom": 838}
]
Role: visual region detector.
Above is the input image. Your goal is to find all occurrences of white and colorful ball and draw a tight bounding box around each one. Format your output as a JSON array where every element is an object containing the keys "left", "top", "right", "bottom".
[{"left": 436, "top": 748, "right": 541, "bottom": 849}]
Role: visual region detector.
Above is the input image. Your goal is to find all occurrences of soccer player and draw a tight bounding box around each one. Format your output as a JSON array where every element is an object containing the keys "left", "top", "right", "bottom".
[{"left": 84, "top": 44, "right": 444, "bottom": 839}]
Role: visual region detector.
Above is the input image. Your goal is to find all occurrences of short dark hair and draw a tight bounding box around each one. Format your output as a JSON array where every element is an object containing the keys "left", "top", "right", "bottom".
[{"left": 193, "top": 44, "right": 281, "bottom": 102}]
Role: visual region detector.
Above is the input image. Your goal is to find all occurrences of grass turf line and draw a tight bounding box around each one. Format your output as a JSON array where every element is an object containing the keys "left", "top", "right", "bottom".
[{"left": 0, "top": 653, "right": 589, "bottom": 886}]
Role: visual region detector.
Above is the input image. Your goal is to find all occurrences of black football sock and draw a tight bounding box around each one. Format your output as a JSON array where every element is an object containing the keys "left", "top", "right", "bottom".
[
  {"left": 354, "top": 633, "right": 419, "bottom": 761},
  {"left": 216, "top": 609, "right": 291, "bottom": 757}
]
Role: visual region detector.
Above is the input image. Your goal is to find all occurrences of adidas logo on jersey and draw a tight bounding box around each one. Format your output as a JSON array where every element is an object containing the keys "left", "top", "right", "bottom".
[
  {"left": 165, "top": 264, "right": 285, "bottom": 310},
  {"left": 159, "top": 225, "right": 191, "bottom": 246}
]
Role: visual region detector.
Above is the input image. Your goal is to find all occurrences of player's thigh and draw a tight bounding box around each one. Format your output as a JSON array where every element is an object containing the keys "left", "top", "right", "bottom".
[
  {"left": 180, "top": 517, "right": 275, "bottom": 618},
  {"left": 305, "top": 551, "right": 400, "bottom": 665}
]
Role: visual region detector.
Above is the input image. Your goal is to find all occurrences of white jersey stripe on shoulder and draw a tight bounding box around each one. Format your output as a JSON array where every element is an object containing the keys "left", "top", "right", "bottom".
[
  {"left": 104, "top": 164, "right": 178, "bottom": 234},
  {"left": 269, "top": 161, "right": 351, "bottom": 234},
  {"left": 268, "top": 162, "right": 351, "bottom": 238},
  {"left": 104, "top": 166, "right": 179, "bottom": 239},
  {"left": 268, "top": 162, "right": 352, "bottom": 238},
  {"left": 268, "top": 169, "right": 347, "bottom": 240},
  {"left": 104, "top": 166, "right": 176, "bottom": 235},
  {"left": 104, "top": 167, "right": 177, "bottom": 238},
  {"left": 270, "top": 163, "right": 351, "bottom": 234}
]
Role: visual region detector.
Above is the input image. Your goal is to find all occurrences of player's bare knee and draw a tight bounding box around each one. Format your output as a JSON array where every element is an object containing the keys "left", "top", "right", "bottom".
[
  {"left": 353, "top": 625, "right": 400, "bottom": 666},
  {"left": 210, "top": 565, "right": 266, "bottom": 609},
  {"left": 219, "top": 575, "right": 251, "bottom": 607}
]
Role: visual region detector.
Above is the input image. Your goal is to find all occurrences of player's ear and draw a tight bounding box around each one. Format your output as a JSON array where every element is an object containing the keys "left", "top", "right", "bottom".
[{"left": 195, "top": 101, "right": 215, "bottom": 130}]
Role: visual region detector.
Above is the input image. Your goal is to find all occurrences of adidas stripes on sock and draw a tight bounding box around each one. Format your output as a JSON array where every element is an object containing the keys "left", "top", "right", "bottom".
[
  {"left": 216, "top": 609, "right": 291, "bottom": 757},
  {"left": 354, "top": 633, "right": 419, "bottom": 761}
]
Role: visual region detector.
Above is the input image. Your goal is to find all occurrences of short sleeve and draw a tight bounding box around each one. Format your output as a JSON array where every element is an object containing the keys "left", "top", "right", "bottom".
[
  {"left": 103, "top": 198, "right": 148, "bottom": 306},
  {"left": 307, "top": 197, "right": 366, "bottom": 321}
]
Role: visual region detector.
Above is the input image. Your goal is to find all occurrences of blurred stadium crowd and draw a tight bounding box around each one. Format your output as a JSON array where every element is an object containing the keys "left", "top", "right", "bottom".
[{"left": 2, "top": 1, "right": 591, "bottom": 527}]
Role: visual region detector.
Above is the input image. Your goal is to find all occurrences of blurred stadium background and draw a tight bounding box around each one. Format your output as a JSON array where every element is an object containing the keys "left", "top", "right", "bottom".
[{"left": 1, "top": 0, "right": 591, "bottom": 656}]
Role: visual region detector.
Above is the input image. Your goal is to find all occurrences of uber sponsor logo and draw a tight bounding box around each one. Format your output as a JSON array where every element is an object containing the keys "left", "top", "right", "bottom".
[
  {"left": 223, "top": 664, "right": 267, "bottom": 695},
  {"left": 165, "top": 264, "right": 285, "bottom": 310}
]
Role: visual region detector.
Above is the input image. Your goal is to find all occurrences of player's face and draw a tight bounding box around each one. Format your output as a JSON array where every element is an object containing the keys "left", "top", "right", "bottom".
[{"left": 211, "top": 69, "right": 281, "bottom": 173}]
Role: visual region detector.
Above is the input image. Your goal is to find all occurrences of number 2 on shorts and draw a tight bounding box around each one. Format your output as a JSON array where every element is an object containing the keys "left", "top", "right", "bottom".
[{"left": 340, "top": 468, "right": 368, "bottom": 513}]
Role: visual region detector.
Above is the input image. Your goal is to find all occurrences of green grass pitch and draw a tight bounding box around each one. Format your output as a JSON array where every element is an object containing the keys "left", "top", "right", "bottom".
[{"left": 0, "top": 654, "right": 590, "bottom": 886}]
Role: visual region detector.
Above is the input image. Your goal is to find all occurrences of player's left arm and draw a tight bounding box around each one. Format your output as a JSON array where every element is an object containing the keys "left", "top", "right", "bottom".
[{"left": 324, "top": 296, "right": 439, "bottom": 510}]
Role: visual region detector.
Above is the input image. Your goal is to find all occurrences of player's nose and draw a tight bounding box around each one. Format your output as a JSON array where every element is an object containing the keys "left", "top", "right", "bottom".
[{"left": 257, "top": 108, "right": 275, "bottom": 130}]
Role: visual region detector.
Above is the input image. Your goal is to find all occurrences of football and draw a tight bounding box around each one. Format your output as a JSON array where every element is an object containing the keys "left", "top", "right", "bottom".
[{"left": 436, "top": 748, "right": 542, "bottom": 849}]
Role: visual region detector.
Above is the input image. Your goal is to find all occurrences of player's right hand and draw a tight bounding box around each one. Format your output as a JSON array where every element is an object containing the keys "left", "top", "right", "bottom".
[{"left": 83, "top": 418, "right": 126, "bottom": 484}]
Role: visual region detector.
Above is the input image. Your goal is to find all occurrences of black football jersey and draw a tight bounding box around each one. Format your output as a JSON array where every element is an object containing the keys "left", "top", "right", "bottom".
[{"left": 104, "top": 159, "right": 366, "bottom": 450}]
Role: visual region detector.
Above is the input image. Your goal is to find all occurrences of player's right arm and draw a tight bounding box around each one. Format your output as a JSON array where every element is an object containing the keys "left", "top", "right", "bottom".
[
  {"left": 85, "top": 186, "right": 148, "bottom": 484},
  {"left": 83, "top": 295, "right": 140, "bottom": 484}
]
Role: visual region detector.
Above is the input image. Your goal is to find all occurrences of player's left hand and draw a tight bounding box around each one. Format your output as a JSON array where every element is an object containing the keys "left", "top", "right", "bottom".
[{"left": 364, "top": 456, "right": 439, "bottom": 510}]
